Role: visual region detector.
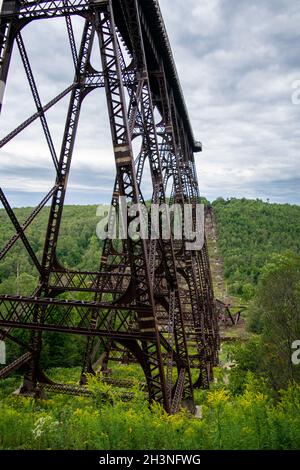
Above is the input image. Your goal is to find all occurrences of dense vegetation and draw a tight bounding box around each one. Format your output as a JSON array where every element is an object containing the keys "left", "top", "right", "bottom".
[
  {"left": 0, "top": 205, "right": 103, "bottom": 296},
  {"left": 212, "top": 198, "right": 300, "bottom": 299},
  {"left": 1, "top": 198, "right": 300, "bottom": 449},
  {"left": 1, "top": 368, "right": 300, "bottom": 450},
  {"left": 0, "top": 205, "right": 104, "bottom": 368},
  {"left": 2, "top": 198, "right": 300, "bottom": 300},
  {"left": 227, "top": 252, "right": 300, "bottom": 393}
]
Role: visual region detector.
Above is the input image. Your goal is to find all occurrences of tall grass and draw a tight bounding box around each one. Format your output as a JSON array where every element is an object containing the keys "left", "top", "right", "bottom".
[{"left": 0, "top": 369, "right": 300, "bottom": 450}]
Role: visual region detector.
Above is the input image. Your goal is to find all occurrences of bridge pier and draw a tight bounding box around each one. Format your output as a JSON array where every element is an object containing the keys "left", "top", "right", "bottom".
[{"left": 0, "top": 0, "right": 219, "bottom": 413}]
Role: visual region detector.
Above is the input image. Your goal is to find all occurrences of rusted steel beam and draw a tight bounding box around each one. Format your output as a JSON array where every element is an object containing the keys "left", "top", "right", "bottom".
[{"left": 0, "top": 0, "right": 219, "bottom": 413}]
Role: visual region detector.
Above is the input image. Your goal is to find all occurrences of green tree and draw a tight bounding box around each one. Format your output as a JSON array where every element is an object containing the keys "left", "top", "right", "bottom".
[{"left": 247, "top": 252, "right": 300, "bottom": 389}]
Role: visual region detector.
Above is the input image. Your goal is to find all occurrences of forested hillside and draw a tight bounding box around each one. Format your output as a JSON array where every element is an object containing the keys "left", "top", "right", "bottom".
[
  {"left": 212, "top": 198, "right": 300, "bottom": 299},
  {"left": 0, "top": 205, "right": 103, "bottom": 296},
  {"left": 0, "top": 205, "right": 104, "bottom": 367},
  {"left": 1, "top": 198, "right": 300, "bottom": 300},
  {"left": 1, "top": 198, "right": 300, "bottom": 450}
]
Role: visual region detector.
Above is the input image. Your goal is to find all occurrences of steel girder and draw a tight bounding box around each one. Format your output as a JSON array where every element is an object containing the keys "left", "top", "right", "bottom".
[{"left": 0, "top": 0, "right": 219, "bottom": 413}]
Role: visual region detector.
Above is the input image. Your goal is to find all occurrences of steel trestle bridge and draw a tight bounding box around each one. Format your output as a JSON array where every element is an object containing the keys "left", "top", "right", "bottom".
[{"left": 0, "top": 0, "right": 219, "bottom": 413}]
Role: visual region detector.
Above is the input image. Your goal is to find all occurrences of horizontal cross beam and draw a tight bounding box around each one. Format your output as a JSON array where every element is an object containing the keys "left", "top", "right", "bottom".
[{"left": 0, "top": 0, "right": 103, "bottom": 21}]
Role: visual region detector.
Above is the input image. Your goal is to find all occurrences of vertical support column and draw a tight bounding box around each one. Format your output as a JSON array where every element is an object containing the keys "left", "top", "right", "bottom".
[
  {"left": 187, "top": 144, "right": 220, "bottom": 370},
  {"left": 122, "top": 0, "right": 194, "bottom": 409},
  {"left": 21, "top": 20, "right": 96, "bottom": 394},
  {"left": 0, "top": 1, "right": 20, "bottom": 115},
  {"left": 157, "top": 80, "right": 211, "bottom": 389},
  {"left": 94, "top": 0, "right": 169, "bottom": 411}
]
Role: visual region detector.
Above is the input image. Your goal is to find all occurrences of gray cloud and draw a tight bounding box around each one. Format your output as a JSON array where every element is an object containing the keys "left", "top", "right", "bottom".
[
  {"left": 1, "top": 1, "right": 300, "bottom": 207},
  {"left": 159, "top": 0, "right": 300, "bottom": 204}
]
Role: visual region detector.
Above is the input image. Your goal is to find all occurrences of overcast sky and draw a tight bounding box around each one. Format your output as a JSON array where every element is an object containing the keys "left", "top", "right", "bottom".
[{"left": 1, "top": 0, "right": 300, "bottom": 207}]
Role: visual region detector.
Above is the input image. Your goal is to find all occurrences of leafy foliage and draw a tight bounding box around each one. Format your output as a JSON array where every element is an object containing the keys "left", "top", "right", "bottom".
[
  {"left": 0, "top": 204, "right": 103, "bottom": 295},
  {"left": 0, "top": 205, "right": 103, "bottom": 368},
  {"left": 1, "top": 199, "right": 300, "bottom": 450},
  {"left": 212, "top": 198, "right": 300, "bottom": 298},
  {"left": 1, "top": 369, "right": 300, "bottom": 449},
  {"left": 246, "top": 252, "right": 300, "bottom": 390}
]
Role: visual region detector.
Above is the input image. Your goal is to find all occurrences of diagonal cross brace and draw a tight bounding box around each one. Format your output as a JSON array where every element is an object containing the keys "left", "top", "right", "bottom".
[
  {"left": 0, "top": 83, "right": 76, "bottom": 150},
  {"left": 0, "top": 188, "right": 42, "bottom": 274},
  {"left": 16, "top": 33, "right": 59, "bottom": 171},
  {"left": 0, "top": 185, "right": 57, "bottom": 262}
]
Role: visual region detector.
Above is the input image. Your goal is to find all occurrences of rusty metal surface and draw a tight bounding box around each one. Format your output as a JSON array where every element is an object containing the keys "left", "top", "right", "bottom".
[{"left": 0, "top": 0, "right": 219, "bottom": 413}]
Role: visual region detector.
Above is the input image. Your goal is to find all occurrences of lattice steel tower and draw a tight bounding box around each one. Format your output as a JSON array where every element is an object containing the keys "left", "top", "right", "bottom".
[{"left": 0, "top": 0, "right": 219, "bottom": 413}]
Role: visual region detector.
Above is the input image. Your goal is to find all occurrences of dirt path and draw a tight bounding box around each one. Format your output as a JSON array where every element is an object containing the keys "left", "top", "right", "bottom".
[{"left": 205, "top": 207, "right": 248, "bottom": 341}]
